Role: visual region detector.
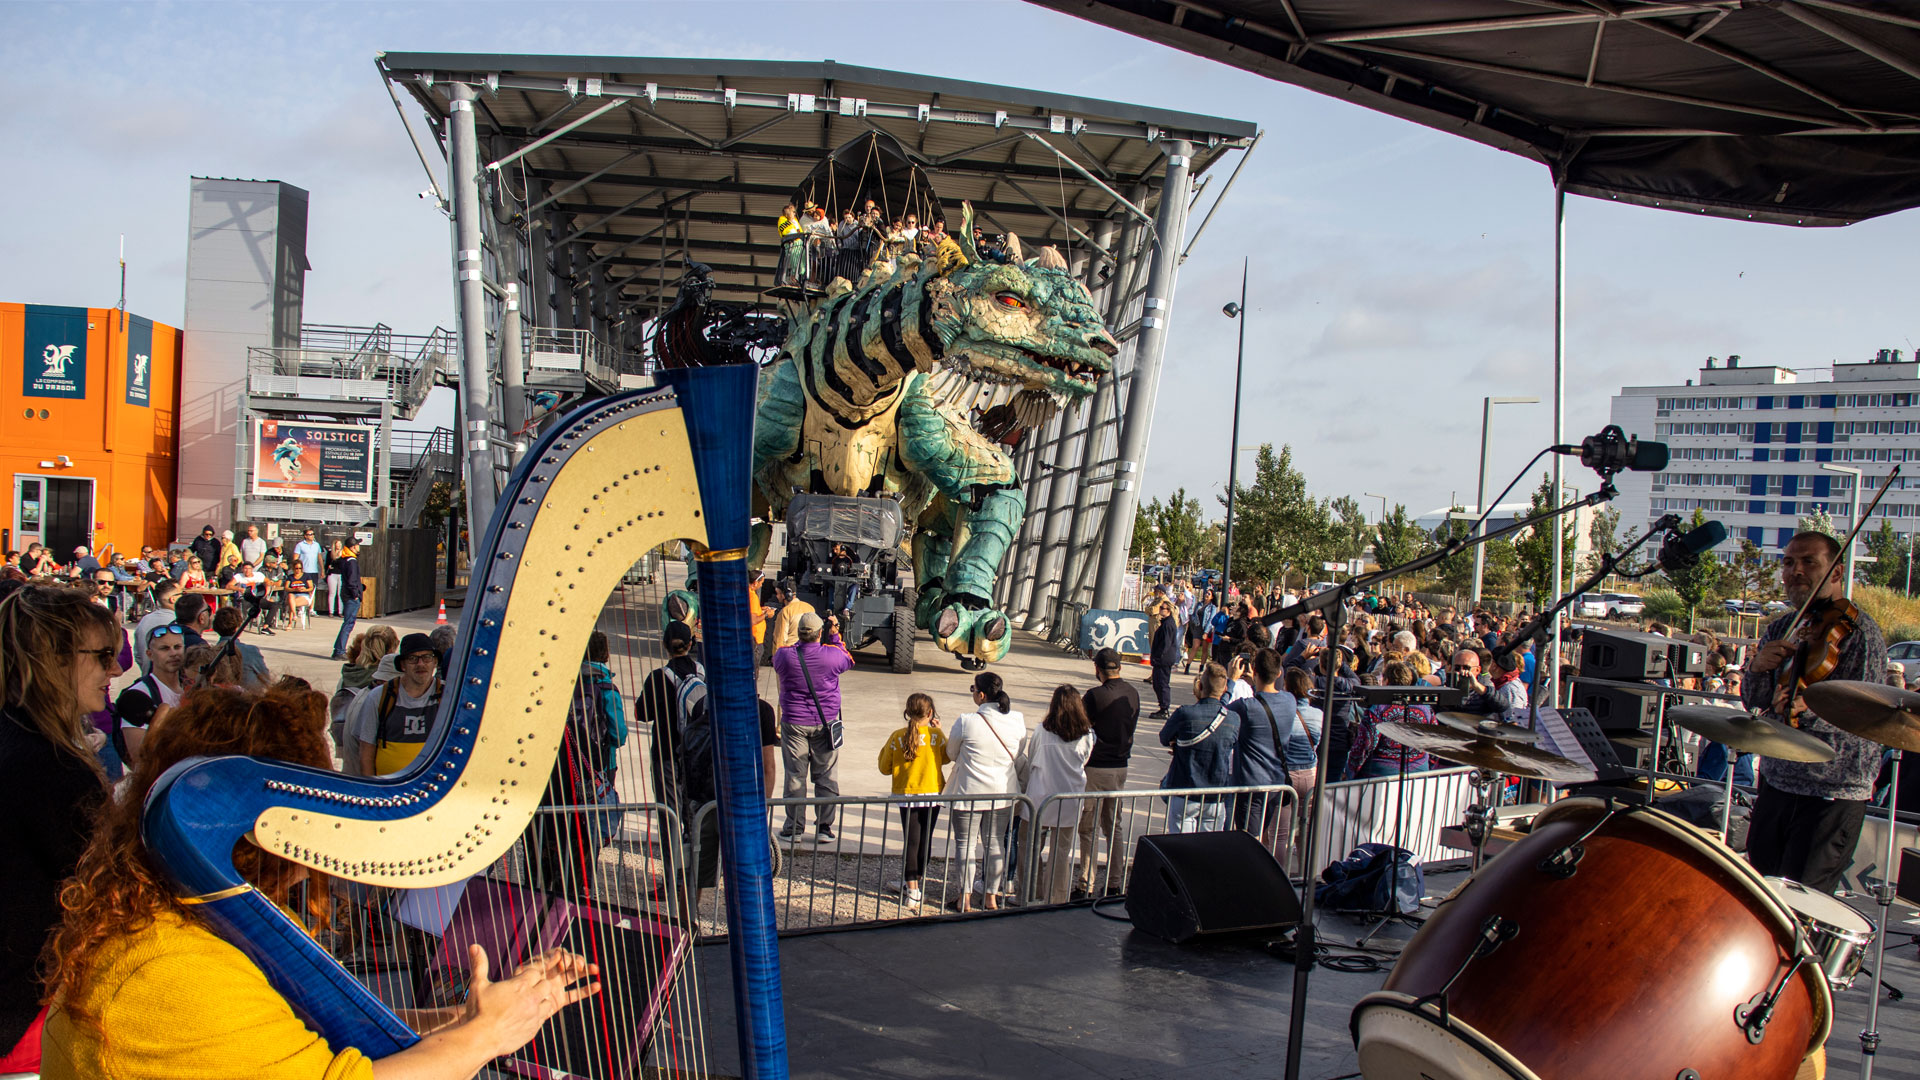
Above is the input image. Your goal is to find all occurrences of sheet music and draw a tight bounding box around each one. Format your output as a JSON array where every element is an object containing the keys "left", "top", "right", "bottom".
[{"left": 1524, "top": 705, "right": 1597, "bottom": 773}]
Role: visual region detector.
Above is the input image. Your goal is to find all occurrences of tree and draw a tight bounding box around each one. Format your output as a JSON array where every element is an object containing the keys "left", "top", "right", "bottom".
[
  {"left": 1665, "top": 507, "right": 1723, "bottom": 630},
  {"left": 1219, "top": 444, "right": 1336, "bottom": 587},
  {"left": 1580, "top": 505, "right": 1622, "bottom": 580},
  {"left": 1432, "top": 507, "right": 1476, "bottom": 598},
  {"left": 1373, "top": 503, "right": 1429, "bottom": 572},
  {"left": 1158, "top": 487, "right": 1211, "bottom": 576},
  {"left": 1728, "top": 538, "right": 1776, "bottom": 602},
  {"left": 1512, "top": 473, "right": 1579, "bottom": 607},
  {"left": 1799, "top": 508, "right": 1836, "bottom": 538},
  {"left": 1329, "top": 496, "right": 1370, "bottom": 563},
  {"left": 1862, "top": 518, "right": 1906, "bottom": 589}
]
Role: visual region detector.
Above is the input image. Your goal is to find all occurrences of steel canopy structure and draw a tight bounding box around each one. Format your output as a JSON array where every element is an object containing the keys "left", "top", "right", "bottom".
[
  {"left": 376, "top": 53, "right": 1256, "bottom": 632},
  {"left": 1032, "top": 0, "right": 1920, "bottom": 225}
]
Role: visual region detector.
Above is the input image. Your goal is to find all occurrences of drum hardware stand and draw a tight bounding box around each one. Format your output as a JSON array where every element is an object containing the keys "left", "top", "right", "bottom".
[
  {"left": 1463, "top": 769, "right": 1502, "bottom": 871},
  {"left": 1858, "top": 746, "right": 1901, "bottom": 1080},
  {"left": 1354, "top": 750, "right": 1424, "bottom": 949},
  {"left": 1263, "top": 472, "right": 1621, "bottom": 1080}
]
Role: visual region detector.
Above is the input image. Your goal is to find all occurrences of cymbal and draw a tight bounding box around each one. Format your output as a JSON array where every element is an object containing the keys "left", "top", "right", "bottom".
[
  {"left": 1376, "top": 721, "right": 1596, "bottom": 784},
  {"left": 1800, "top": 680, "right": 1920, "bottom": 753},
  {"left": 1433, "top": 711, "right": 1541, "bottom": 744},
  {"left": 1665, "top": 704, "right": 1836, "bottom": 763}
]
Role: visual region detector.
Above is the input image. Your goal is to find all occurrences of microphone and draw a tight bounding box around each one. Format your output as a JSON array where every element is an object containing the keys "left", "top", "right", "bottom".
[
  {"left": 1657, "top": 520, "right": 1728, "bottom": 575},
  {"left": 1552, "top": 425, "right": 1668, "bottom": 474}
]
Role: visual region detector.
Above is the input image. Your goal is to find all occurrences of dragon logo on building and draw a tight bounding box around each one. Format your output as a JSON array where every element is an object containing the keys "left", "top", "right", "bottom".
[
  {"left": 133, "top": 353, "right": 150, "bottom": 388},
  {"left": 42, "top": 344, "right": 78, "bottom": 378}
]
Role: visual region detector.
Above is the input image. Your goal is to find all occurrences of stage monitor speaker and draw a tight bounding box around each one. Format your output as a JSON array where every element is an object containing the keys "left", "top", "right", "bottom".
[
  {"left": 1125, "top": 830, "right": 1300, "bottom": 944},
  {"left": 1580, "top": 628, "right": 1707, "bottom": 681},
  {"left": 1898, "top": 848, "right": 1920, "bottom": 908},
  {"left": 1572, "top": 683, "right": 1660, "bottom": 733}
]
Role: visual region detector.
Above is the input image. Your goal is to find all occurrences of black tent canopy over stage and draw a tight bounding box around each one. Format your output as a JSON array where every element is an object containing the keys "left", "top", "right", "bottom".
[{"left": 1030, "top": 0, "right": 1920, "bottom": 226}]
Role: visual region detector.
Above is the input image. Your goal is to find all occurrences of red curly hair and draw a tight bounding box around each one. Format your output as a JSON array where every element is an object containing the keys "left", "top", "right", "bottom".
[{"left": 40, "top": 683, "right": 334, "bottom": 1036}]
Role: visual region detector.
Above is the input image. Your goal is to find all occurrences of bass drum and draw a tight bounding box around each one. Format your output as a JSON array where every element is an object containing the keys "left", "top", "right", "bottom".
[{"left": 1352, "top": 799, "right": 1831, "bottom": 1080}]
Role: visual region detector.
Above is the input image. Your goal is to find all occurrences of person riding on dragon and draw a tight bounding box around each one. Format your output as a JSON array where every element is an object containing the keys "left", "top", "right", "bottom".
[{"left": 670, "top": 202, "right": 1118, "bottom": 666}]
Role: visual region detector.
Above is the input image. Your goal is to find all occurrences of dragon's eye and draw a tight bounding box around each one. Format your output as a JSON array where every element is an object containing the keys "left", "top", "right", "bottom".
[{"left": 995, "top": 293, "right": 1027, "bottom": 309}]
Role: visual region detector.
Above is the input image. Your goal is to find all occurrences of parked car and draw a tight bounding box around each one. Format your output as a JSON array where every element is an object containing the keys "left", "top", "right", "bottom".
[
  {"left": 1574, "top": 594, "right": 1609, "bottom": 619},
  {"left": 1722, "top": 599, "right": 1763, "bottom": 616},
  {"left": 1763, "top": 600, "right": 1791, "bottom": 615},
  {"left": 1309, "top": 581, "right": 1338, "bottom": 595},
  {"left": 1888, "top": 641, "right": 1920, "bottom": 663},
  {"left": 1604, "top": 593, "right": 1645, "bottom": 619}
]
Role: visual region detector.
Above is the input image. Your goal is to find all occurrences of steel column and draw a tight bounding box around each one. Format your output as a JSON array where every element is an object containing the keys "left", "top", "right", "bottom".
[
  {"left": 1061, "top": 190, "right": 1149, "bottom": 612},
  {"left": 1093, "top": 145, "right": 1194, "bottom": 610},
  {"left": 450, "top": 82, "right": 498, "bottom": 540},
  {"left": 1021, "top": 213, "right": 1122, "bottom": 631}
]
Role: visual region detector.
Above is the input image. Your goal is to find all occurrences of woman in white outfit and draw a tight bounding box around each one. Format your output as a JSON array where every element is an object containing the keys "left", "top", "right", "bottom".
[
  {"left": 1018, "top": 684, "right": 1095, "bottom": 905},
  {"left": 942, "top": 670, "right": 1025, "bottom": 912}
]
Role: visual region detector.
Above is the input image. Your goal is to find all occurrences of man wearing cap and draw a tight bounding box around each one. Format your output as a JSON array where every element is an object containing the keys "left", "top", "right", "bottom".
[
  {"left": 766, "top": 578, "right": 814, "bottom": 658},
  {"left": 636, "top": 620, "right": 706, "bottom": 811},
  {"left": 773, "top": 612, "right": 853, "bottom": 840},
  {"left": 349, "top": 633, "right": 443, "bottom": 776}
]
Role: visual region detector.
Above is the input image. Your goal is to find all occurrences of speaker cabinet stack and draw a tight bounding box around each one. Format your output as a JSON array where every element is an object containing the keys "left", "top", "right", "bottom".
[{"left": 1573, "top": 627, "right": 1707, "bottom": 771}]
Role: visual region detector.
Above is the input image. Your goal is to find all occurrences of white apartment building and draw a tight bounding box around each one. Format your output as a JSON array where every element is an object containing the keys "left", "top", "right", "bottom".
[{"left": 1610, "top": 350, "right": 1918, "bottom": 557}]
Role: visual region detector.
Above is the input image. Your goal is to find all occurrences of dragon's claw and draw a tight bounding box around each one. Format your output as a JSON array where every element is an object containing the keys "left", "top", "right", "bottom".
[{"left": 927, "top": 592, "right": 1013, "bottom": 664}]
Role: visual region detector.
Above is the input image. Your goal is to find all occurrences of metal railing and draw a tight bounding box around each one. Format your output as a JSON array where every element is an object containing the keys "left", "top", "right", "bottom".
[
  {"left": 395, "top": 427, "right": 455, "bottom": 524},
  {"left": 528, "top": 326, "right": 618, "bottom": 388},
  {"left": 1312, "top": 766, "right": 1479, "bottom": 876},
  {"left": 245, "top": 323, "right": 449, "bottom": 413},
  {"left": 683, "top": 783, "right": 1298, "bottom": 939}
]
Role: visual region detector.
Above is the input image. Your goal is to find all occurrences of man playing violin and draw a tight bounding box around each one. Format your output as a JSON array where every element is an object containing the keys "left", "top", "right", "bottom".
[{"left": 1741, "top": 530, "right": 1887, "bottom": 892}]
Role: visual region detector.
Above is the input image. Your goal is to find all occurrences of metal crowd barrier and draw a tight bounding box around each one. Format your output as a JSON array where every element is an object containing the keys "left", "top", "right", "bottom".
[
  {"left": 684, "top": 784, "right": 1298, "bottom": 939},
  {"left": 1311, "top": 766, "right": 1478, "bottom": 876}
]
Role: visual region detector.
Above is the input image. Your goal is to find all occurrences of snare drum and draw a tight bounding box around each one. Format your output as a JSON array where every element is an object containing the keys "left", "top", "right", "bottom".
[
  {"left": 1352, "top": 799, "right": 1832, "bottom": 1080},
  {"left": 1767, "top": 877, "right": 1876, "bottom": 991}
]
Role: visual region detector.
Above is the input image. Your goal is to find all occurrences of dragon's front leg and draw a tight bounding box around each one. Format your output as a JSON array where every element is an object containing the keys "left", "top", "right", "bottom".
[{"left": 901, "top": 378, "right": 1023, "bottom": 665}]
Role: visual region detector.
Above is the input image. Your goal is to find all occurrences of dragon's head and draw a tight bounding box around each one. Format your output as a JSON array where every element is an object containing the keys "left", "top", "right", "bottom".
[{"left": 924, "top": 206, "right": 1119, "bottom": 426}]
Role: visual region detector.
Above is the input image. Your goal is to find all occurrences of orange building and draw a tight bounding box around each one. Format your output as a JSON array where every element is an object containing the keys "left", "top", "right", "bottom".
[{"left": 0, "top": 303, "right": 182, "bottom": 559}]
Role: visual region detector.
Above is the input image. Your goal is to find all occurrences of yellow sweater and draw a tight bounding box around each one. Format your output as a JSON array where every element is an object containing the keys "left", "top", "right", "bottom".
[
  {"left": 877, "top": 724, "right": 949, "bottom": 795},
  {"left": 40, "top": 907, "right": 374, "bottom": 1080}
]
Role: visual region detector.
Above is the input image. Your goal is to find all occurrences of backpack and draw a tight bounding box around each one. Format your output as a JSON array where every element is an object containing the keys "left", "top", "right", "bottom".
[
  {"left": 672, "top": 670, "right": 717, "bottom": 810},
  {"left": 1314, "top": 843, "right": 1423, "bottom": 915},
  {"left": 578, "top": 663, "right": 626, "bottom": 774}
]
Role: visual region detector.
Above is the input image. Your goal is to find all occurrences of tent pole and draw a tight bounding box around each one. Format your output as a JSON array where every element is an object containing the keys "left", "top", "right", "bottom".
[{"left": 1550, "top": 182, "right": 1567, "bottom": 697}]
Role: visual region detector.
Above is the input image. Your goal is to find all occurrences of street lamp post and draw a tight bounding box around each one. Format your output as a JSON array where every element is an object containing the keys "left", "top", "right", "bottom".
[
  {"left": 1363, "top": 492, "right": 1388, "bottom": 594},
  {"left": 1472, "top": 396, "right": 1541, "bottom": 605},
  {"left": 1220, "top": 259, "right": 1248, "bottom": 604},
  {"left": 1820, "top": 462, "right": 1863, "bottom": 598},
  {"left": 1907, "top": 530, "right": 1915, "bottom": 596}
]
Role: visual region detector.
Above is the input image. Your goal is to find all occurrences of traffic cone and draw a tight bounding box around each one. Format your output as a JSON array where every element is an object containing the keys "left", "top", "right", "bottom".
[{"left": 435, "top": 599, "right": 449, "bottom": 626}]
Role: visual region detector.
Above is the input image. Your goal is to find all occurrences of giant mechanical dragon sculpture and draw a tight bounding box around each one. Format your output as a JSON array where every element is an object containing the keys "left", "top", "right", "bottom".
[{"left": 668, "top": 205, "right": 1119, "bottom": 665}]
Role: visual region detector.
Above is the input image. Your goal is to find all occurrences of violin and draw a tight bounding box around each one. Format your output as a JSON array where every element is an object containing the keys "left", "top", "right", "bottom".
[
  {"left": 1771, "top": 595, "right": 1862, "bottom": 727},
  {"left": 1766, "top": 465, "right": 1902, "bottom": 726}
]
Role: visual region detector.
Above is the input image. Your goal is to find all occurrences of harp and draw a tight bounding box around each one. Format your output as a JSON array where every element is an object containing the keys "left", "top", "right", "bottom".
[{"left": 143, "top": 365, "right": 788, "bottom": 1078}]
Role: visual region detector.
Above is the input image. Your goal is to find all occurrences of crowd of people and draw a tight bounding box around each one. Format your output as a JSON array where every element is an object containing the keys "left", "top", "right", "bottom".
[
  {"left": 3, "top": 523, "right": 366, "bottom": 651},
  {"left": 774, "top": 198, "right": 1012, "bottom": 289}
]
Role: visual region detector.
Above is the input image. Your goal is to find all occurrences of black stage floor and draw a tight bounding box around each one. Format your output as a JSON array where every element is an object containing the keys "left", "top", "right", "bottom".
[{"left": 696, "top": 874, "right": 1920, "bottom": 1080}]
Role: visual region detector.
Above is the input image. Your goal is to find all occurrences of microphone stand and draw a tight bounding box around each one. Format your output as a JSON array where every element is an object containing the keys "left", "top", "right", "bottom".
[{"left": 1277, "top": 475, "right": 1619, "bottom": 1080}]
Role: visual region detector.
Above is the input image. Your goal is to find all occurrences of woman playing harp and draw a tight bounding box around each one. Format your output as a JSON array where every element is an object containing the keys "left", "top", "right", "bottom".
[{"left": 40, "top": 683, "right": 599, "bottom": 1079}]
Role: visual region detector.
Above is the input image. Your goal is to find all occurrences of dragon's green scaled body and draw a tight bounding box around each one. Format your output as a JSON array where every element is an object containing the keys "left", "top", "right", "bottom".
[{"left": 754, "top": 218, "right": 1119, "bottom": 664}]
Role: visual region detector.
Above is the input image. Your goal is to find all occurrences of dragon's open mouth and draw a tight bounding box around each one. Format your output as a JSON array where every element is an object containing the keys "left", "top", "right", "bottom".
[
  {"left": 1020, "top": 347, "right": 1103, "bottom": 387},
  {"left": 944, "top": 343, "right": 1104, "bottom": 390}
]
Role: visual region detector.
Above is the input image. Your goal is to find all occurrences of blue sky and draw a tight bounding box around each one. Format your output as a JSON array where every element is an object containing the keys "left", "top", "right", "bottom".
[{"left": 4, "top": 1, "right": 1915, "bottom": 519}]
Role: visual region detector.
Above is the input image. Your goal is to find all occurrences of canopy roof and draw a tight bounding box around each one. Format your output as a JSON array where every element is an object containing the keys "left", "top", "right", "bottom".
[
  {"left": 1031, "top": 0, "right": 1920, "bottom": 225},
  {"left": 377, "top": 54, "right": 1255, "bottom": 313}
]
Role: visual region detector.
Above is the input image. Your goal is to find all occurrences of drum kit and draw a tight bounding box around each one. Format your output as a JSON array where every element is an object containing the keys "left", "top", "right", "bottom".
[{"left": 1352, "top": 680, "right": 1917, "bottom": 1080}]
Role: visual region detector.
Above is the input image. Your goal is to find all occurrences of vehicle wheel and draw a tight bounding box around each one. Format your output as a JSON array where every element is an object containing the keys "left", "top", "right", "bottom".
[
  {"left": 890, "top": 603, "right": 916, "bottom": 674},
  {"left": 900, "top": 586, "right": 918, "bottom": 613}
]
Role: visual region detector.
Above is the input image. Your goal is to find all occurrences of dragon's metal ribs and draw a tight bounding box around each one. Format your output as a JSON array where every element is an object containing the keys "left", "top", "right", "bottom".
[{"left": 142, "top": 365, "right": 788, "bottom": 1076}]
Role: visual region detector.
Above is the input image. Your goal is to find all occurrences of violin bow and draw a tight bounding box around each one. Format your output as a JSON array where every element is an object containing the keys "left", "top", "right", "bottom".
[{"left": 1779, "top": 464, "right": 1902, "bottom": 642}]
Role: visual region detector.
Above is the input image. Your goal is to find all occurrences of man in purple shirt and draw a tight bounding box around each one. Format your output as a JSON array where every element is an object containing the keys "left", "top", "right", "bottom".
[{"left": 773, "top": 611, "right": 853, "bottom": 841}]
